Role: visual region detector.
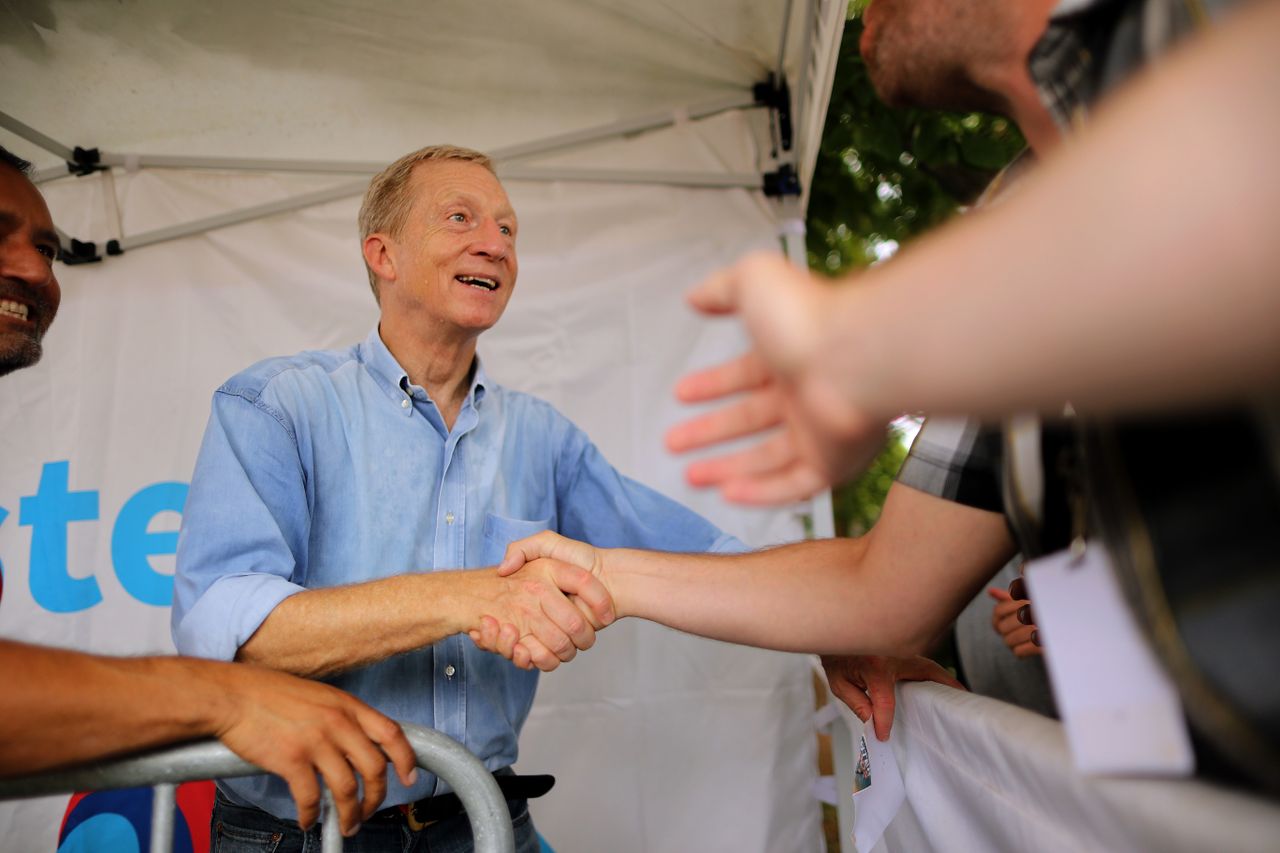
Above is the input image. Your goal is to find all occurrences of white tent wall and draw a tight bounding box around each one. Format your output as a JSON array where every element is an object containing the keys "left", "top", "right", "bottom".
[{"left": 0, "top": 127, "right": 829, "bottom": 853}]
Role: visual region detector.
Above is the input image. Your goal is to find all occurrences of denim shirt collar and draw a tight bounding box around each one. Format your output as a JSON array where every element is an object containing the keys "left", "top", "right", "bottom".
[{"left": 358, "top": 325, "right": 489, "bottom": 409}]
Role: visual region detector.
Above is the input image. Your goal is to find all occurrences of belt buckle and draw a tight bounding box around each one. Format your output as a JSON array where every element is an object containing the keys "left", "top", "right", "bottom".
[{"left": 404, "top": 802, "right": 437, "bottom": 832}]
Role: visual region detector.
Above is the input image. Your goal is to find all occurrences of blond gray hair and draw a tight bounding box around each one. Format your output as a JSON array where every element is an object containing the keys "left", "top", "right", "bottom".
[{"left": 358, "top": 145, "right": 496, "bottom": 301}]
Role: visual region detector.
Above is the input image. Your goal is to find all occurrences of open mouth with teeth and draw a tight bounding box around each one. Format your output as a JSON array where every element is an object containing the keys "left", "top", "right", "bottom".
[
  {"left": 0, "top": 299, "right": 31, "bottom": 322},
  {"left": 456, "top": 275, "right": 499, "bottom": 292}
]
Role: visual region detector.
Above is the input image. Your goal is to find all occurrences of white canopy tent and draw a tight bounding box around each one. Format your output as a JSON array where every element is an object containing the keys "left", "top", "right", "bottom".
[
  {"left": 2, "top": 0, "right": 843, "bottom": 256},
  {"left": 0, "top": 2, "right": 848, "bottom": 851}
]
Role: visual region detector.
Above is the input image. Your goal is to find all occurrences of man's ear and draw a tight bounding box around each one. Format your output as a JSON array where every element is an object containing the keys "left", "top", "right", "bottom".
[{"left": 363, "top": 234, "right": 396, "bottom": 285}]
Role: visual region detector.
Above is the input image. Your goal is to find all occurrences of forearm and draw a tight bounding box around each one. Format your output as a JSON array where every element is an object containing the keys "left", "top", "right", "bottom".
[
  {"left": 595, "top": 482, "right": 1014, "bottom": 656},
  {"left": 831, "top": 1, "right": 1280, "bottom": 421},
  {"left": 604, "top": 538, "right": 931, "bottom": 656},
  {"left": 236, "top": 569, "right": 509, "bottom": 677},
  {"left": 0, "top": 642, "right": 234, "bottom": 775}
]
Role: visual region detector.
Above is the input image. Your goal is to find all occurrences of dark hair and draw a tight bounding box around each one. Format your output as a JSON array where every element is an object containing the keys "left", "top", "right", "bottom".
[{"left": 0, "top": 144, "right": 34, "bottom": 176}]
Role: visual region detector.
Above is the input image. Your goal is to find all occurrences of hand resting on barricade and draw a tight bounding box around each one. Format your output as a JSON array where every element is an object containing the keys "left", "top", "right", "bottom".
[
  {"left": 210, "top": 661, "right": 419, "bottom": 835},
  {"left": 821, "top": 653, "right": 966, "bottom": 742}
]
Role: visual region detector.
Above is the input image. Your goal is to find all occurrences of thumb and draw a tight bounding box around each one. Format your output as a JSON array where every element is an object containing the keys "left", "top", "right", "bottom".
[
  {"left": 497, "top": 543, "right": 529, "bottom": 576},
  {"left": 686, "top": 264, "right": 741, "bottom": 316},
  {"left": 497, "top": 532, "right": 562, "bottom": 575}
]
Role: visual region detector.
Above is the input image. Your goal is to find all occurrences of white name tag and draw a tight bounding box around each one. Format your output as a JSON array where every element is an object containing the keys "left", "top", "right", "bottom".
[
  {"left": 1025, "top": 542, "right": 1194, "bottom": 776},
  {"left": 851, "top": 718, "right": 905, "bottom": 852}
]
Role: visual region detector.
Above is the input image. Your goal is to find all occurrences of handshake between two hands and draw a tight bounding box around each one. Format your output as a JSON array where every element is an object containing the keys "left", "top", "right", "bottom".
[
  {"left": 470, "top": 531, "right": 613, "bottom": 673},
  {"left": 466, "top": 255, "right": 873, "bottom": 672},
  {"left": 467, "top": 531, "right": 966, "bottom": 743}
]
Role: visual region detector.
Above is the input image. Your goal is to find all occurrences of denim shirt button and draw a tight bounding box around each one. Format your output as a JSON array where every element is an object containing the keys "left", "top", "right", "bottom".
[{"left": 445, "top": 665, "right": 456, "bottom": 678}]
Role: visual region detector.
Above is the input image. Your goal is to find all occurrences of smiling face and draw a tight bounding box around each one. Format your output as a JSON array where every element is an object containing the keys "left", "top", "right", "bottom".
[
  {"left": 0, "top": 165, "right": 61, "bottom": 377},
  {"left": 371, "top": 159, "right": 518, "bottom": 341}
]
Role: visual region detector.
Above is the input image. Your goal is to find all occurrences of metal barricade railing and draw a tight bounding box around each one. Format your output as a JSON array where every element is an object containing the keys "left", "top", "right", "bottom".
[{"left": 0, "top": 722, "right": 515, "bottom": 853}]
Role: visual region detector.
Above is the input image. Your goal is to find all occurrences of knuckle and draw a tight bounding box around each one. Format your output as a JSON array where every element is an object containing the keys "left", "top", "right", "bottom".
[
  {"left": 366, "top": 714, "right": 398, "bottom": 738},
  {"left": 353, "top": 747, "right": 388, "bottom": 774},
  {"left": 295, "top": 788, "right": 320, "bottom": 811},
  {"left": 330, "top": 776, "right": 359, "bottom": 798},
  {"left": 278, "top": 744, "right": 311, "bottom": 768},
  {"left": 317, "top": 705, "right": 348, "bottom": 726}
]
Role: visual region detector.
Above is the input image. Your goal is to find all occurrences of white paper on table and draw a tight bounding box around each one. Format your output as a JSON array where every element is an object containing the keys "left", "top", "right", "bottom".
[
  {"left": 850, "top": 718, "right": 905, "bottom": 852},
  {"left": 1025, "top": 542, "right": 1194, "bottom": 776}
]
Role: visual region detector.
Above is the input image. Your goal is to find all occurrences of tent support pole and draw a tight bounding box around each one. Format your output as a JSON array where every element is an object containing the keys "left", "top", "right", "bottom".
[
  {"left": 775, "top": 200, "right": 836, "bottom": 542},
  {"left": 96, "top": 153, "right": 387, "bottom": 175},
  {"left": 117, "top": 179, "right": 369, "bottom": 252},
  {"left": 28, "top": 90, "right": 777, "bottom": 260},
  {"left": 30, "top": 164, "right": 73, "bottom": 185},
  {"left": 111, "top": 167, "right": 760, "bottom": 254},
  {"left": 49, "top": 167, "right": 762, "bottom": 262},
  {"left": 18, "top": 93, "right": 758, "bottom": 182},
  {"left": 0, "top": 111, "right": 75, "bottom": 162},
  {"left": 777, "top": 0, "right": 796, "bottom": 75},
  {"left": 490, "top": 92, "right": 758, "bottom": 162},
  {"left": 792, "top": 0, "right": 819, "bottom": 141},
  {"left": 500, "top": 166, "right": 760, "bottom": 189},
  {"left": 792, "top": 0, "right": 849, "bottom": 209}
]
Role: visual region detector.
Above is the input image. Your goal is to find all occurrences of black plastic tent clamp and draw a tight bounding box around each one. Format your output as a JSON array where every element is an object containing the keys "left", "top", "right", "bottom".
[
  {"left": 763, "top": 163, "right": 801, "bottom": 198},
  {"left": 753, "top": 73, "right": 794, "bottom": 153},
  {"left": 67, "top": 146, "right": 106, "bottom": 177},
  {"left": 58, "top": 238, "right": 101, "bottom": 266}
]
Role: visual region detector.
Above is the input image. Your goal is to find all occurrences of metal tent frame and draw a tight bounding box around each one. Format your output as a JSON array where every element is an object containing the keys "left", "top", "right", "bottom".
[{"left": 0, "top": 0, "right": 845, "bottom": 266}]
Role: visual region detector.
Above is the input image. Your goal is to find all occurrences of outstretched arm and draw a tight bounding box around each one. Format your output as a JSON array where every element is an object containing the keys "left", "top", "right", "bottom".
[
  {"left": 811, "top": 0, "right": 1280, "bottom": 419},
  {"left": 0, "top": 640, "right": 417, "bottom": 835},
  {"left": 482, "top": 483, "right": 1015, "bottom": 665},
  {"left": 669, "top": 0, "right": 1280, "bottom": 503}
]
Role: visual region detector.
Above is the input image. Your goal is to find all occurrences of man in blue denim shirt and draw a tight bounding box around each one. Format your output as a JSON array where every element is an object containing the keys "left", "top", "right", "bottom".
[{"left": 171, "top": 145, "right": 740, "bottom": 852}]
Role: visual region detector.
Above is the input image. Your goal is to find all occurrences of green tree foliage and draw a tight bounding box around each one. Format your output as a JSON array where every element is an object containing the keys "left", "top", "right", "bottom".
[
  {"left": 807, "top": 8, "right": 1026, "bottom": 276},
  {"left": 807, "top": 5, "right": 1025, "bottom": 534},
  {"left": 830, "top": 421, "right": 915, "bottom": 537}
]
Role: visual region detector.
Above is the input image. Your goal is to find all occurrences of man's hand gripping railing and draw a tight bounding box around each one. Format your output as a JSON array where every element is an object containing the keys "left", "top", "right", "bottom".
[{"left": 0, "top": 722, "right": 515, "bottom": 853}]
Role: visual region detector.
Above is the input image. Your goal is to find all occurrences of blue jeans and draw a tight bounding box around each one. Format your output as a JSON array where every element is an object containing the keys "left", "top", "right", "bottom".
[{"left": 211, "top": 789, "right": 539, "bottom": 853}]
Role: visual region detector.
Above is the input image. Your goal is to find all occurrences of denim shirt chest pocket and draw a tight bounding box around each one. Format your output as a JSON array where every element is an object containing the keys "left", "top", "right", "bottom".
[{"left": 482, "top": 513, "right": 552, "bottom": 566}]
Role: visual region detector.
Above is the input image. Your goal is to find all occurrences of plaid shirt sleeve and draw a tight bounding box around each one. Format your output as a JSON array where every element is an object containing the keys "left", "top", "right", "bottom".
[{"left": 896, "top": 416, "right": 1005, "bottom": 513}]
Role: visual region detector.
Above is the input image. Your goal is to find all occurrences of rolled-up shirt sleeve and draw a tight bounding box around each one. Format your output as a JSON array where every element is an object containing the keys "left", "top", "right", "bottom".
[{"left": 172, "top": 387, "right": 311, "bottom": 661}]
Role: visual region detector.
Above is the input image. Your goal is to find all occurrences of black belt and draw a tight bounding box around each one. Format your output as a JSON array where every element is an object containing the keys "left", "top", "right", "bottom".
[{"left": 371, "top": 772, "right": 555, "bottom": 830}]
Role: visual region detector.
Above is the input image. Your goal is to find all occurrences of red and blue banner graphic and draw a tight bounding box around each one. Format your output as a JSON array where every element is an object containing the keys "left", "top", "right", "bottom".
[{"left": 57, "top": 781, "right": 213, "bottom": 853}]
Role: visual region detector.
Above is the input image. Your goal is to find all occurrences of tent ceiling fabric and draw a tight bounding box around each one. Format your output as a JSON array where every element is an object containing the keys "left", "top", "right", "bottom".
[{"left": 2, "top": 0, "right": 836, "bottom": 179}]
